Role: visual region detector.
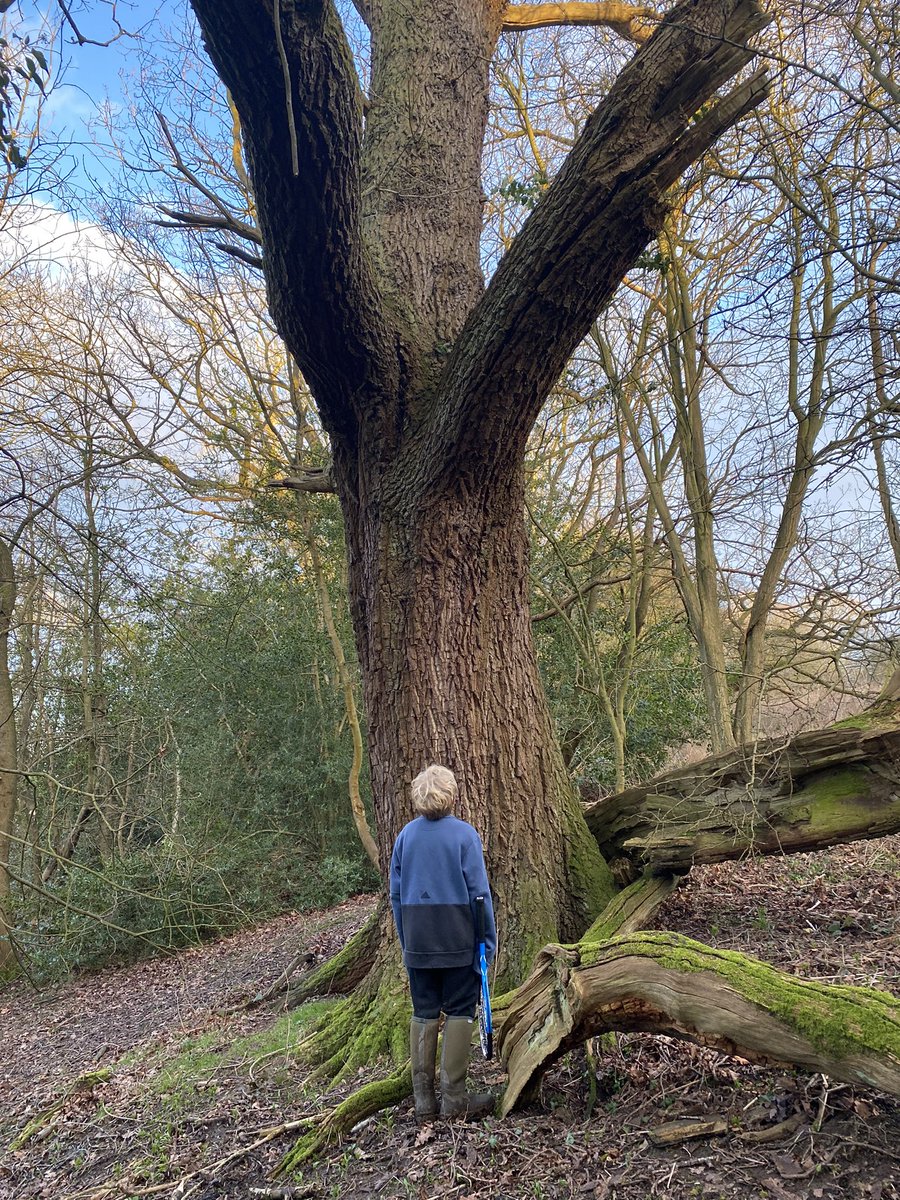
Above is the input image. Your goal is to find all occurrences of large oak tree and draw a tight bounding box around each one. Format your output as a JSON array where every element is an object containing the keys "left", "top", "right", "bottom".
[
  {"left": 186, "top": 0, "right": 770, "bottom": 982},
  {"left": 180, "top": 3, "right": 900, "bottom": 1151}
]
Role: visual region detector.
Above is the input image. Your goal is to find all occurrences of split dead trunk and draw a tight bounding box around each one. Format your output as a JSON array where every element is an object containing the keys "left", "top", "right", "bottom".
[
  {"left": 498, "top": 932, "right": 900, "bottom": 1113},
  {"left": 585, "top": 698, "right": 900, "bottom": 878}
]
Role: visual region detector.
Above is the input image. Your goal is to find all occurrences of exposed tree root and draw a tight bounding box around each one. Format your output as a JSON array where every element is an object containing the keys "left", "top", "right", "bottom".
[
  {"left": 585, "top": 700, "right": 900, "bottom": 876},
  {"left": 276, "top": 1067, "right": 412, "bottom": 1176},
  {"left": 281, "top": 900, "right": 386, "bottom": 1010},
  {"left": 285, "top": 930, "right": 411, "bottom": 1090},
  {"left": 498, "top": 931, "right": 900, "bottom": 1115}
]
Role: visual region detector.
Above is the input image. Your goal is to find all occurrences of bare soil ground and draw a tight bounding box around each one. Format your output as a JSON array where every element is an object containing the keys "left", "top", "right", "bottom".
[{"left": 1, "top": 838, "right": 898, "bottom": 1200}]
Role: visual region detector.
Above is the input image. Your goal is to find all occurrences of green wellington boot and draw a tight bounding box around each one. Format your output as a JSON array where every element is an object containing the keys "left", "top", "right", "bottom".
[
  {"left": 440, "top": 1016, "right": 494, "bottom": 1120},
  {"left": 410, "top": 1017, "right": 440, "bottom": 1122}
]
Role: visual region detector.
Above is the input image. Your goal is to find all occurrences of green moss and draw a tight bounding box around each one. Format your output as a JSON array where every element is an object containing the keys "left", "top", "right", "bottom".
[
  {"left": 306, "top": 959, "right": 411, "bottom": 1086},
  {"left": 800, "top": 767, "right": 871, "bottom": 806},
  {"left": 831, "top": 701, "right": 897, "bottom": 731},
  {"left": 564, "top": 805, "right": 617, "bottom": 930},
  {"left": 147, "top": 1002, "right": 336, "bottom": 1100},
  {"left": 277, "top": 1067, "right": 412, "bottom": 1175},
  {"left": 579, "top": 931, "right": 900, "bottom": 1062}
]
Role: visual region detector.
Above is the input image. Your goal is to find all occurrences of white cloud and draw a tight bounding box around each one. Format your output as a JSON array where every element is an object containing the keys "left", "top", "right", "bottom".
[{"left": 0, "top": 199, "right": 121, "bottom": 277}]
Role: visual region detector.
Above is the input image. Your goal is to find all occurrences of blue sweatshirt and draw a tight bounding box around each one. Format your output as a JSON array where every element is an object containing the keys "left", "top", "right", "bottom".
[{"left": 389, "top": 814, "right": 497, "bottom": 971}]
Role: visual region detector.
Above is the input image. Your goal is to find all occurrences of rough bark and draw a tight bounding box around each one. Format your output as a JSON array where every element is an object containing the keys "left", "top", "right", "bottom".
[
  {"left": 498, "top": 932, "right": 900, "bottom": 1114},
  {"left": 585, "top": 699, "right": 900, "bottom": 877},
  {"left": 340, "top": 463, "right": 615, "bottom": 982}
]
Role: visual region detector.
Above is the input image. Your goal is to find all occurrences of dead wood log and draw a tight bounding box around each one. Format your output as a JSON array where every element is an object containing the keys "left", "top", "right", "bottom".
[
  {"left": 585, "top": 699, "right": 900, "bottom": 877},
  {"left": 497, "top": 932, "right": 900, "bottom": 1114}
]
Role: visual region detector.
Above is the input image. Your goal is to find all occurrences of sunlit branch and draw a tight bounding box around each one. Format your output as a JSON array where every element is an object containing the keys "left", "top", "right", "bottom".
[{"left": 502, "top": 1, "right": 658, "bottom": 41}]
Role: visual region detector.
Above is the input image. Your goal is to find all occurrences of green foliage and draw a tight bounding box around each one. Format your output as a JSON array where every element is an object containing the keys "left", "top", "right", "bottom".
[
  {"left": 535, "top": 601, "right": 706, "bottom": 791},
  {"left": 493, "top": 169, "right": 548, "bottom": 209},
  {"left": 0, "top": 33, "right": 47, "bottom": 169},
  {"left": 19, "top": 835, "right": 376, "bottom": 983},
  {"left": 14, "top": 502, "right": 379, "bottom": 979}
]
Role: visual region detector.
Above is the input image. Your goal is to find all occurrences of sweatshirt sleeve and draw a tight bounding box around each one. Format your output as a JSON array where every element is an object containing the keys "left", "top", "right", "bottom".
[
  {"left": 462, "top": 831, "right": 497, "bottom": 965},
  {"left": 389, "top": 833, "right": 404, "bottom": 951}
]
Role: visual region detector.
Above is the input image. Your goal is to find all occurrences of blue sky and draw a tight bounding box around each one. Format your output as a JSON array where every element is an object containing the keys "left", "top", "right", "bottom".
[{"left": 29, "top": 1, "right": 176, "bottom": 193}]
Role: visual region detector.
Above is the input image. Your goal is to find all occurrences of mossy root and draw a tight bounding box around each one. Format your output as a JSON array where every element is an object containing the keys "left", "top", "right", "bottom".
[{"left": 276, "top": 1067, "right": 412, "bottom": 1174}]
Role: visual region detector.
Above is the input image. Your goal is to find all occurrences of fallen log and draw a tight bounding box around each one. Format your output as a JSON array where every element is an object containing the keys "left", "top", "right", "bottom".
[
  {"left": 497, "top": 932, "right": 900, "bottom": 1115},
  {"left": 584, "top": 699, "right": 900, "bottom": 876}
]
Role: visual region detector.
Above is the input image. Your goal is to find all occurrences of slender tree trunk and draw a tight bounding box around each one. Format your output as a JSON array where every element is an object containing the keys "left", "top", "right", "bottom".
[
  {"left": 82, "top": 448, "right": 114, "bottom": 860},
  {"left": 865, "top": 248, "right": 900, "bottom": 578},
  {"left": 660, "top": 229, "right": 734, "bottom": 751},
  {"left": 306, "top": 523, "right": 379, "bottom": 871},
  {"left": 0, "top": 537, "right": 18, "bottom": 969},
  {"left": 732, "top": 192, "right": 835, "bottom": 742}
]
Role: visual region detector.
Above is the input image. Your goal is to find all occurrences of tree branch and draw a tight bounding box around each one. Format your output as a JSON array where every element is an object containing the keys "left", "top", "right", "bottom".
[
  {"left": 502, "top": 2, "right": 658, "bottom": 42},
  {"left": 154, "top": 206, "right": 262, "bottom": 246},
  {"left": 265, "top": 465, "right": 336, "bottom": 494},
  {"left": 426, "top": 0, "right": 770, "bottom": 491},
  {"left": 188, "top": 0, "right": 399, "bottom": 450},
  {"left": 212, "top": 241, "right": 264, "bottom": 270}
]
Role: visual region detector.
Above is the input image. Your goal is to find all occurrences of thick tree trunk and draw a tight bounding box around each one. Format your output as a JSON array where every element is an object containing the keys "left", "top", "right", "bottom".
[
  {"left": 585, "top": 698, "right": 900, "bottom": 877},
  {"left": 499, "top": 932, "right": 900, "bottom": 1113},
  {"left": 0, "top": 536, "right": 17, "bottom": 970},
  {"left": 338, "top": 451, "right": 615, "bottom": 984}
]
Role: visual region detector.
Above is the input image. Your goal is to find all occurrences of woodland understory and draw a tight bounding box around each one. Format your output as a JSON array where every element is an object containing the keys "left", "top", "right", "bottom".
[{"left": 1, "top": 837, "right": 897, "bottom": 1200}]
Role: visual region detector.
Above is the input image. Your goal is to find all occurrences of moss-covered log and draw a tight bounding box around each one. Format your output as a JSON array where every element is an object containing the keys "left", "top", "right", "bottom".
[
  {"left": 498, "top": 932, "right": 900, "bottom": 1115},
  {"left": 585, "top": 699, "right": 900, "bottom": 876}
]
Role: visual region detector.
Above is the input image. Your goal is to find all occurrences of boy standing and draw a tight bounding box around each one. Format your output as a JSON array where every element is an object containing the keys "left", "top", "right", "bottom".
[{"left": 389, "top": 764, "right": 496, "bottom": 1121}]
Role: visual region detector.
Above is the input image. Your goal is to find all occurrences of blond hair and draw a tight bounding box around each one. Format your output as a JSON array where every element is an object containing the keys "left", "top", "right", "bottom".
[{"left": 411, "top": 764, "right": 457, "bottom": 819}]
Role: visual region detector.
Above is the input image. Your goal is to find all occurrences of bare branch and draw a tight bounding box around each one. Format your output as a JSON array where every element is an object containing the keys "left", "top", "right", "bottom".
[
  {"left": 212, "top": 241, "right": 264, "bottom": 270},
  {"left": 502, "top": 2, "right": 658, "bottom": 42},
  {"left": 265, "top": 465, "right": 336, "bottom": 494},
  {"left": 530, "top": 572, "right": 633, "bottom": 623},
  {"left": 154, "top": 205, "right": 262, "bottom": 246}
]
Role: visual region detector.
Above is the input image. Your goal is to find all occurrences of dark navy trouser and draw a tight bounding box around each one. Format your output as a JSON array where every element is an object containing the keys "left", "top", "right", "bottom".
[{"left": 407, "top": 965, "right": 479, "bottom": 1019}]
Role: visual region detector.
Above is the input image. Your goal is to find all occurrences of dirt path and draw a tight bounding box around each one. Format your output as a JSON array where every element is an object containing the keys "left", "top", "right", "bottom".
[
  {"left": 0, "top": 897, "right": 376, "bottom": 1128},
  {"left": 0, "top": 845, "right": 897, "bottom": 1200}
]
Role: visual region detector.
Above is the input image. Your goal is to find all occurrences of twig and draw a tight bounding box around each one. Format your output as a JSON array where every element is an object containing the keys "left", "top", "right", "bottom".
[{"left": 273, "top": 0, "right": 299, "bottom": 176}]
